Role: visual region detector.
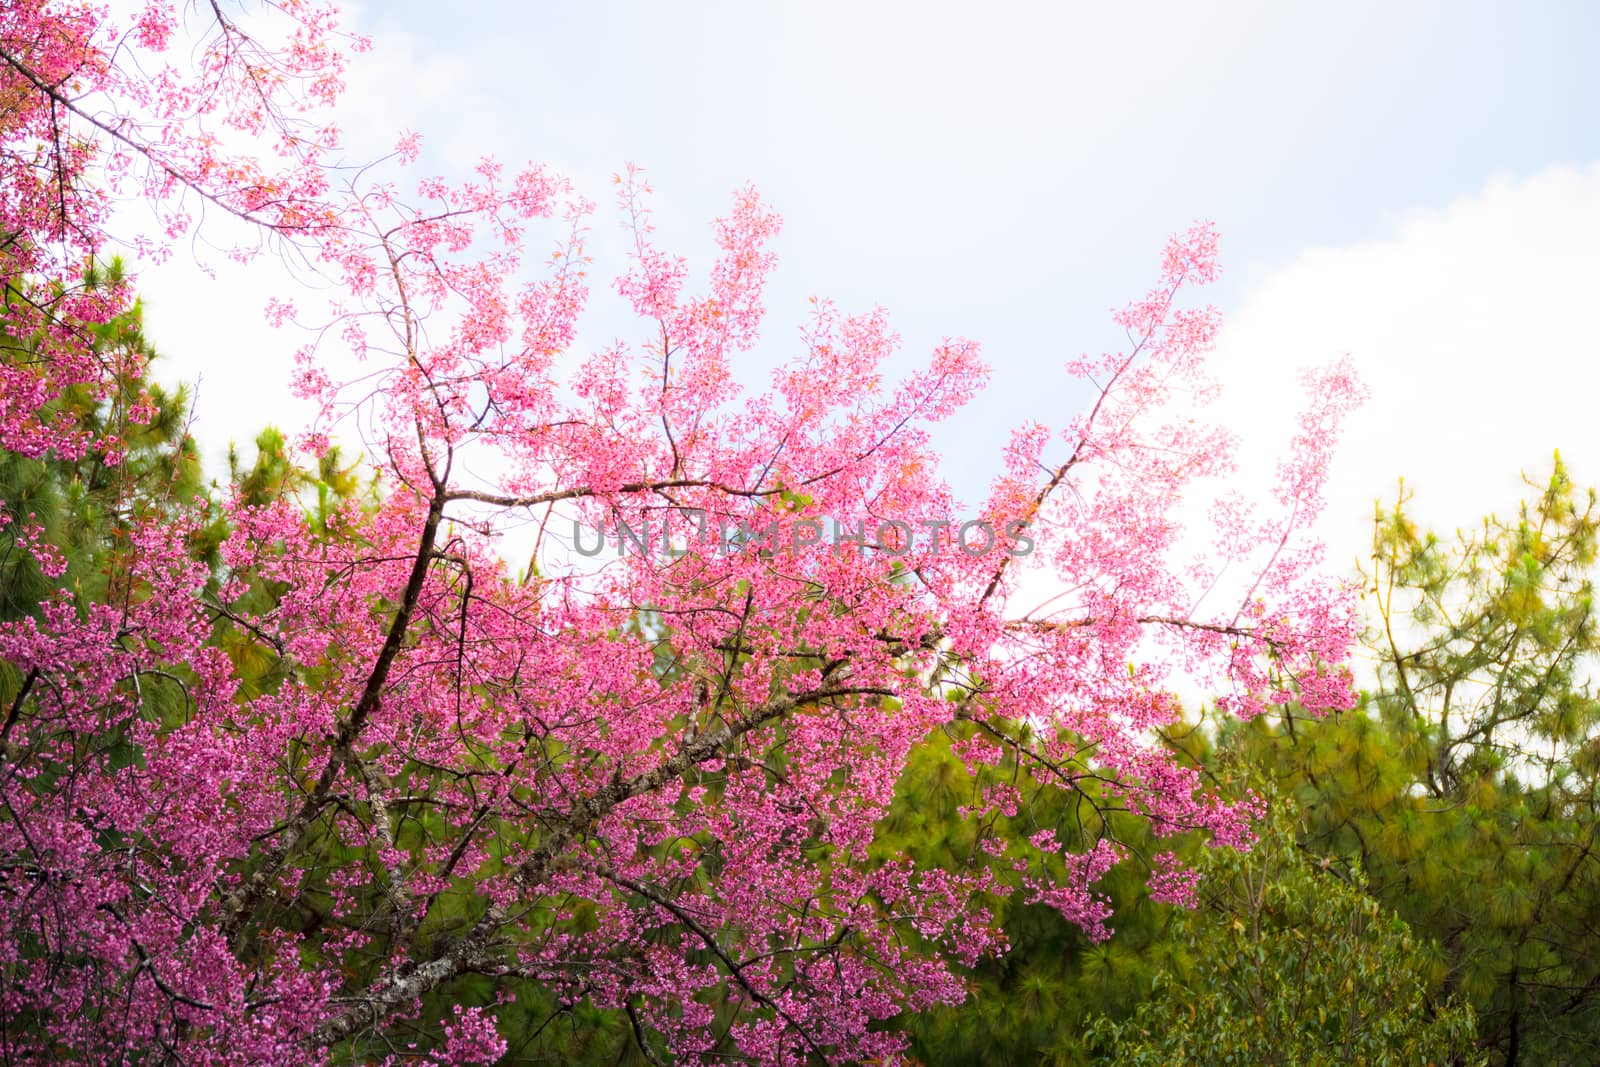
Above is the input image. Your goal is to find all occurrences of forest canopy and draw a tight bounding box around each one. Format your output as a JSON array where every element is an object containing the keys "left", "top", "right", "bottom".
[{"left": 0, "top": 3, "right": 1590, "bottom": 1066}]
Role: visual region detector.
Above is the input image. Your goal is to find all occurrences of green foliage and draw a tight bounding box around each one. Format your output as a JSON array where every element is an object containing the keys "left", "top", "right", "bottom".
[
  {"left": 0, "top": 261, "right": 204, "bottom": 623},
  {"left": 228, "top": 424, "right": 372, "bottom": 525},
  {"left": 891, "top": 714, "right": 1476, "bottom": 1066},
  {"left": 1085, "top": 804, "right": 1481, "bottom": 1066},
  {"left": 1226, "top": 457, "right": 1600, "bottom": 1065},
  {"left": 887, "top": 720, "right": 1215, "bottom": 1066}
]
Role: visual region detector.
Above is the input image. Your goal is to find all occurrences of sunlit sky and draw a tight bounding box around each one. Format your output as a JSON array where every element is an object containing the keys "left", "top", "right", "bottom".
[{"left": 136, "top": 1, "right": 1600, "bottom": 581}]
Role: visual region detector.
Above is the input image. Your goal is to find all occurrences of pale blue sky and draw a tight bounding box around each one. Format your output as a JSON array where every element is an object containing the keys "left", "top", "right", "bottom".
[
  {"left": 332, "top": 1, "right": 1597, "bottom": 489},
  {"left": 142, "top": 2, "right": 1600, "bottom": 563}
]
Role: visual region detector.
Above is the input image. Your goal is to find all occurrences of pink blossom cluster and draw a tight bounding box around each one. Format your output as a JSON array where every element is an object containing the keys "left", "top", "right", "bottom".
[{"left": 0, "top": 0, "right": 361, "bottom": 461}]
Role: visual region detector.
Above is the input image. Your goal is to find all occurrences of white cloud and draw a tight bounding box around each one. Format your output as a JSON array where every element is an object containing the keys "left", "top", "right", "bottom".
[{"left": 1211, "top": 162, "right": 1600, "bottom": 579}]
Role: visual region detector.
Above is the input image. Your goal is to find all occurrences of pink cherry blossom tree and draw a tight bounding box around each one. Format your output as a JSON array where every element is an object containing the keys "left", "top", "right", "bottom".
[{"left": 0, "top": 4, "right": 1366, "bottom": 1063}]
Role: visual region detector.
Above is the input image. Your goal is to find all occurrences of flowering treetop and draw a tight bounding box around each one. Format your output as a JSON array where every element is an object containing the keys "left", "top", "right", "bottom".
[{"left": 0, "top": 4, "right": 1364, "bottom": 1063}]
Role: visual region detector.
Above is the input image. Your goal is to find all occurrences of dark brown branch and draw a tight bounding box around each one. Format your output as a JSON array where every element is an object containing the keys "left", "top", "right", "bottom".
[
  {"left": 220, "top": 490, "right": 448, "bottom": 942},
  {"left": 601, "top": 867, "right": 827, "bottom": 1060},
  {"left": 0, "top": 667, "right": 39, "bottom": 761},
  {"left": 304, "top": 679, "right": 893, "bottom": 1049}
]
